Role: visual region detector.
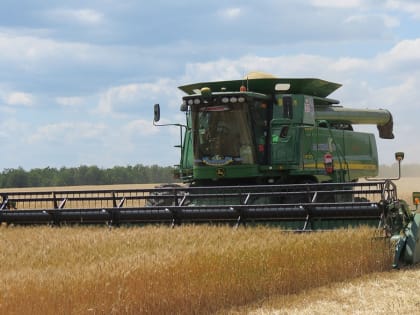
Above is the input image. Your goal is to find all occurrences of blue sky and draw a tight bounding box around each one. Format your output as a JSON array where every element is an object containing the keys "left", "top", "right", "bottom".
[{"left": 0, "top": 0, "right": 420, "bottom": 169}]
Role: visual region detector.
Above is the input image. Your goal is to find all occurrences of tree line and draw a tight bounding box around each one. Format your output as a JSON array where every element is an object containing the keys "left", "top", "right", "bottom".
[
  {"left": 0, "top": 163, "right": 418, "bottom": 188},
  {"left": 0, "top": 165, "right": 176, "bottom": 188}
]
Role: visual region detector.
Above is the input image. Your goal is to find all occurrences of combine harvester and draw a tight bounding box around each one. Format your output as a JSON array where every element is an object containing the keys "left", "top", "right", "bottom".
[{"left": 1, "top": 72, "right": 419, "bottom": 267}]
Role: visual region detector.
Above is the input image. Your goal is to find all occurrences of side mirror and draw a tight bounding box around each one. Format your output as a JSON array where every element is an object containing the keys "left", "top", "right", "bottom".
[
  {"left": 180, "top": 103, "right": 188, "bottom": 112},
  {"left": 154, "top": 104, "right": 160, "bottom": 122}
]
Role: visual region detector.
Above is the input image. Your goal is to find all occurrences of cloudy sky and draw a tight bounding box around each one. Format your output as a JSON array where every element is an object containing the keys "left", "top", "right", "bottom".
[{"left": 0, "top": 0, "right": 419, "bottom": 170}]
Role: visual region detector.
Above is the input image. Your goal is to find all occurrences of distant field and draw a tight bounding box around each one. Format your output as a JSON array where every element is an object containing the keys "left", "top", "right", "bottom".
[
  {"left": 0, "top": 183, "right": 159, "bottom": 193},
  {"left": 391, "top": 177, "right": 420, "bottom": 205}
]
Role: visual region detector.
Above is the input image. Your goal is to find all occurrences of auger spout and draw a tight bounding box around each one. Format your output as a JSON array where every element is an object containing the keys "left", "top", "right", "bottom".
[{"left": 315, "top": 107, "right": 394, "bottom": 139}]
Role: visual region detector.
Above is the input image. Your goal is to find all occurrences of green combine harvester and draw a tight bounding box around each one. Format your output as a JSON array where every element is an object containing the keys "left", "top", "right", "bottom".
[
  {"left": 0, "top": 72, "right": 419, "bottom": 267},
  {"left": 169, "top": 72, "right": 393, "bottom": 185}
]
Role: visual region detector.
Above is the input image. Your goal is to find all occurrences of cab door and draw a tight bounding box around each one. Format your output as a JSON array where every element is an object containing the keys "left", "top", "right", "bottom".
[{"left": 271, "top": 124, "right": 297, "bottom": 163}]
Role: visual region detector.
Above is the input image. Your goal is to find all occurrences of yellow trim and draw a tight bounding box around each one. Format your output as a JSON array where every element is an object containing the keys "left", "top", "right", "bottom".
[{"left": 304, "top": 162, "right": 377, "bottom": 171}]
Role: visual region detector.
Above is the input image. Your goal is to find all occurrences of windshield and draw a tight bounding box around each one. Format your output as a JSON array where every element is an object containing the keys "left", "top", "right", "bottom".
[{"left": 192, "top": 102, "right": 255, "bottom": 166}]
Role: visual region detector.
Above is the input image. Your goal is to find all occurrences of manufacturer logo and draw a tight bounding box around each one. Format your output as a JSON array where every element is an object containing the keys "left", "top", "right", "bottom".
[{"left": 216, "top": 168, "right": 225, "bottom": 177}]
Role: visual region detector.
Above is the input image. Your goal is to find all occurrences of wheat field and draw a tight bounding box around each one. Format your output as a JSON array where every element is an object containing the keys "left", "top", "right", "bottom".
[
  {"left": 0, "top": 178, "right": 419, "bottom": 314},
  {"left": 0, "top": 226, "right": 391, "bottom": 315}
]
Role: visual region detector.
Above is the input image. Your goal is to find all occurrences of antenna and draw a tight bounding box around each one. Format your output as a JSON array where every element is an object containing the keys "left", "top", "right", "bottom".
[{"left": 365, "top": 152, "right": 404, "bottom": 181}]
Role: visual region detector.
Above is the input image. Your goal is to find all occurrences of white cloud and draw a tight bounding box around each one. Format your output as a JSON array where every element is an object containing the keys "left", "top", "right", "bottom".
[
  {"left": 0, "top": 30, "right": 134, "bottom": 72},
  {"left": 122, "top": 119, "right": 159, "bottom": 136},
  {"left": 330, "top": 57, "right": 368, "bottom": 72},
  {"left": 377, "top": 38, "right": 420, "bottom": 65},
  {"left": 386, "top": 0, "right": 420, "bottom": 19},
  {"left": 372, "top": 77, "right": 418, "bottom": 111},
  {"left": 0, "top": 118, "right": 29, "bottom": 140},
  {"left": 311, "top": 0, "right": 362, "bottom": 8},
  {"left": 183, "top": 54, "right": 332, "bottom": 83},
  {"left": 27, "top": 122, "right": 106, "bottom": 144},
  {"left": 0, "top": 106, "right": 17, "bottom": 115},
  {"left": 0, "top": 31, "right": 88, "bottom": 64},
  {"left": 46, "top": 9, "right": 104, "bottom": 25},
  {"left": 344, "top": 14, "right": 399, "bottom": 28},
  {"left": 382, "top": 14, "right": 400, "bottom": 28},
  {"left": 96, "top": 79, "right": 178, "bottom": 116},
  {"left": 218, "top": 7, "right": 242, "bottom": 20},
  {"left": 5, "top": 92, "right": 34, "bottom": 106},
  {"left": 96, "top": 84, "right": 142, "bottom": 115},
  {"left": 56, "top": 96, "right": 86, "bottom": 107}
]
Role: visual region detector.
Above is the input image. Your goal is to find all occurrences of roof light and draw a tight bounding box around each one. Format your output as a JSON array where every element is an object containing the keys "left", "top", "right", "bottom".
[
  {"left": 275, "top": 83, "right": 291, "bottom": 91},
  {"left": 395, "top": 152, "right": 404, "bottom": 161},
  {"left": 201, "top": 87, "right": 212, "bottom": 101}
]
